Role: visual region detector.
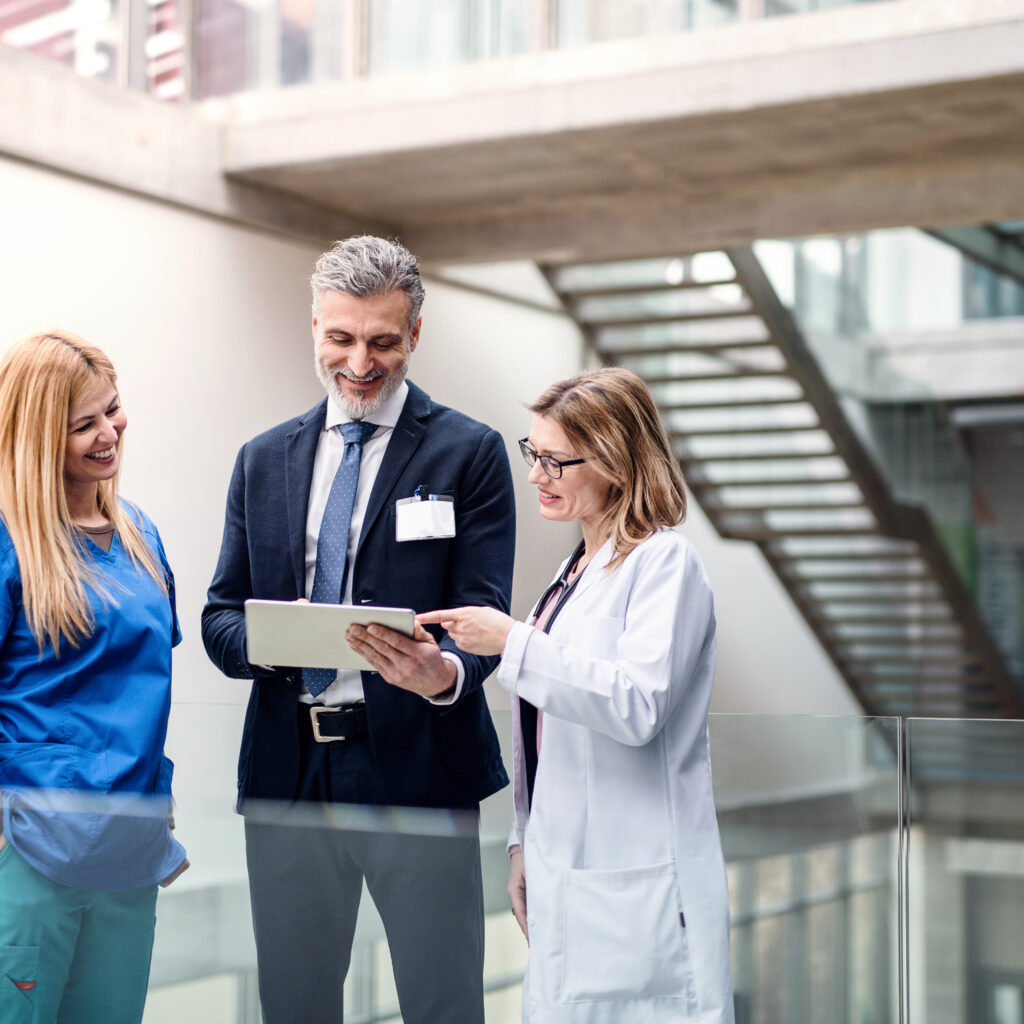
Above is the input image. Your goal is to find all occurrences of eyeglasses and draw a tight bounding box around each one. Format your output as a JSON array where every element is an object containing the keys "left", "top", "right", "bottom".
[{"left": 518, "top": 438, "right": 585, "bottom": 479}]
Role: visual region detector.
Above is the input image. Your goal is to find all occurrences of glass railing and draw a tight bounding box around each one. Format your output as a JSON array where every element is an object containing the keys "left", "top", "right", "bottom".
[
  {"left": 905, "top": 717, "right": 1024, "bottom": 1024},
  {"left": 8, "top": 704, "right": 1024, "bottom": 1021}
]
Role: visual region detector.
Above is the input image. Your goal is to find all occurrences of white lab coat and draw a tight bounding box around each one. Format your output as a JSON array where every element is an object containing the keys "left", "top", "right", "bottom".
[{"left": 498, "top": 527, "right": 734, "bottom": 1024}]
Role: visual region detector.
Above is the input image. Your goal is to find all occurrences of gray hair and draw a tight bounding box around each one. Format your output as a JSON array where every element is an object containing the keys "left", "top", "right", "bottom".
[{"left": 311, "top": 236, "right": 425, "bottom": 330}]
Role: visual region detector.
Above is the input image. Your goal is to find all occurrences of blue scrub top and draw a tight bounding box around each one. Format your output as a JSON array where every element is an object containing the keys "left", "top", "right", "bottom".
[{"left": 0, "top": 502, "right": 186, "bottom": 890}]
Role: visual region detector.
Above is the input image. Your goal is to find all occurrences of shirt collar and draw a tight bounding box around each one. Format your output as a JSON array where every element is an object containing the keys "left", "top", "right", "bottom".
[{"left": 325, "top": 379, "right": 409, "bottom": 433}]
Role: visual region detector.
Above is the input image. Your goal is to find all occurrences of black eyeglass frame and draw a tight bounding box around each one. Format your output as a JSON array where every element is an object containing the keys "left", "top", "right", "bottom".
[{"left": 518, "top": 437, "right": 585, "bottom": 479}]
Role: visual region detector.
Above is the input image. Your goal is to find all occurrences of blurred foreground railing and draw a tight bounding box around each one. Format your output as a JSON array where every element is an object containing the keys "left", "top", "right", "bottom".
[{"left": 9, "top": 704, "right": 1022, "bottom": 1022}]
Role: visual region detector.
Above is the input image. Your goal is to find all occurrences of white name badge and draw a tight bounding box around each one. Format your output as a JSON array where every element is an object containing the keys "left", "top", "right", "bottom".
[{"left": 396, "top": 495, "right": 456, "bottom": 542}]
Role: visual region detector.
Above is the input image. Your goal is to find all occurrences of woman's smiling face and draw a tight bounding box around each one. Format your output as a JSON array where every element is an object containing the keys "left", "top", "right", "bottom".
[{"left": 64, "top": 377, "right": 126, "bottom": 494}]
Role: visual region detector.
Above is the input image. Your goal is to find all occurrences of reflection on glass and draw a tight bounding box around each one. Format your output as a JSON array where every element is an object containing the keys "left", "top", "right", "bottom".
[
  {"left": 366, "top": 0, "right": 529, "bottom": 75},
  {"left": 556, "top": 0, "right": 738, "bottom": 45},
  {"left": 906, "top": 718, "right": 1024, "bottom": 1024},
  {"left": 765, "top": 0, "right": 886, "bottom": 16},
  {"left": 712, "top": 714, "right": 900, "bottom": 1024},
  {"left": 132, "top": 705, "right": 912, "bottom": 1021},
  {"left": 1, "top": 0, "right": 122, "bottom": 83}
]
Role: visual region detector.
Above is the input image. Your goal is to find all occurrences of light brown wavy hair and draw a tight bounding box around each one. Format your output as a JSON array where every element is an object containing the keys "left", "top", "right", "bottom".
[
  {"left": 0, "top": 331, "right": 164, "bottom": 653},
  {"left": 531, "top": 367, "right": 687, "bottom": 571}
]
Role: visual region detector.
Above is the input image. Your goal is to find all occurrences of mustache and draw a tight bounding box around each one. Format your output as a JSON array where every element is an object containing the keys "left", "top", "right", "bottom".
[{"left": 337, "top": 368, "right": 387, "bottom": 383}]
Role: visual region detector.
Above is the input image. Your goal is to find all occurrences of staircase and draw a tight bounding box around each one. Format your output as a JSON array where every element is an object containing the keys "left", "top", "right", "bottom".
[{"left": 541, "top": 247, "right": 1023, "bottom": 719}]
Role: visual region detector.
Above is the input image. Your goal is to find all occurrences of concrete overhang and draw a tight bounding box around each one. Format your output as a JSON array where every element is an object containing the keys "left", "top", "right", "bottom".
[
  {"left": 0, "top": 46, "right": 395, "bottom": 244},
  {"left": 3, "top": 0, "right": 1024, "bottom": 260},
  {"left": 216, "top": 0, "right": 1024, "bottom": 263}
]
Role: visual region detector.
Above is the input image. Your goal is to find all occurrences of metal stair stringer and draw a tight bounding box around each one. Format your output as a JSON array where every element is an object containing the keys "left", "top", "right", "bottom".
[
  {"left": 539, "top": 248, "right": 1022, "bottom": 720},
  {"left": 726, "top": 246, "right": 1022, "bottom": 719}
]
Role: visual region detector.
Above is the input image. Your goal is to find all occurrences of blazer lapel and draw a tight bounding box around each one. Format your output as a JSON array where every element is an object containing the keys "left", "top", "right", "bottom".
[
  {"left": 357, "top": 382, "right": 430, "bottom": 553},
  {"left": 284, "top": 399, "right": 327, "bottom": 595}
]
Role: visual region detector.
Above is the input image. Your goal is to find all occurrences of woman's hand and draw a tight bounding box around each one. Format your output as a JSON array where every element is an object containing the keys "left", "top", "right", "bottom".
[
  {"left": 507, "top": 847, "right": 529, "bottom": 943},
  {"left": 416, "top": 606, "right": 516, "bottom": 656}
]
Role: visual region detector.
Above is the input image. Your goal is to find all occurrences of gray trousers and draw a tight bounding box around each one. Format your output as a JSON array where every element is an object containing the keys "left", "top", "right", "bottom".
[{"left": 243, "top": 724, "right": 485, "bottom": 1024}]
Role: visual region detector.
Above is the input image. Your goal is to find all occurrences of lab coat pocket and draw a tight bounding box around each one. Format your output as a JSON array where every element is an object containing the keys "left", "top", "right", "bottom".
[
  {"left": 561, "top": 861, "right": 695, "bottom": 1005},
  {"left": 568, "top": 615, "right": 624, "bottom": 660},
  {"left": 0, "top": 945, "right": 39, "bottom": 1022}
]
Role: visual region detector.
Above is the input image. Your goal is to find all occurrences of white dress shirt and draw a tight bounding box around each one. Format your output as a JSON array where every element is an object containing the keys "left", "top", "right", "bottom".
[{"left": 300, "top": 381, "right": 463, "bottom": 706}]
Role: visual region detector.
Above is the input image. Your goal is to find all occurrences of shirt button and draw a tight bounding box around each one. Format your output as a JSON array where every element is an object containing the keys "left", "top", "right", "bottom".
[{"left": 526, "top": 914, "right": 535, "bottom": 927}]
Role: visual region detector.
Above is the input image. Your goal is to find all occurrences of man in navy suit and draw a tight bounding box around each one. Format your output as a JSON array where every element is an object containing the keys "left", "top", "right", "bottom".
[{"left": 202, "top": 236, "right": 514, "bottom": 1024}]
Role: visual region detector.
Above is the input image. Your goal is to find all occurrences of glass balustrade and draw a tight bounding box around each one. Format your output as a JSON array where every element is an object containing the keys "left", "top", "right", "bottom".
[
  {"left": 14, "top": 703, "right": 1024, "bottom": 1021},
  {"left": 905, "top": 718, "right": 1024, "bottom": 1024}
]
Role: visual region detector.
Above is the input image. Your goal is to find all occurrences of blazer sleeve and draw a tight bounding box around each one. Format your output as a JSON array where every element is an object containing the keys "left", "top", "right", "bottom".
[
  {"left": 435, "top": 426, "right": 516, "bottom": 699},
  {"left": 496, "top": 536, "right": 714, "bottom": 746},
  {"left": 201, "top": 446, "right": 257, "bottom": 679}
]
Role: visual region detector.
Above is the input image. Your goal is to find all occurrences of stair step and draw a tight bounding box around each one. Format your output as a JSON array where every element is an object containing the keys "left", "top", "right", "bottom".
[
  {"left": 851, "top": 663, "right": 987, "bottom": 679},
  {"left": 643, "top": 367, "right": 790, "bottom": 385},
  {"left": 717, "top": 526, "right": 886, "bottom": 540},
  {"left": 784, "top": 571, "right": 931, "bottom": 584},
  {"left": 660, "top": 395, "right": 805, "bottom": 412},
  {"left": 680, "top": 447, "right": 835, "bottom": 462},
  {"left": 815, "top": 610, "right": 955, "bottom": 624},
  {"left": 673, "top": 422, "right": 822, "bottom": 438},
  {"left": 585, "top": 307, "right": 754, "bottom": 329},
  {"left": 559, "top": 277, "right": 738, "bottom": 301},
  {"left": 705, "top": 500, "right": 869, "bottom": 514},
  {"left": 691, "top": 472, "right": 852, "bottom": 487},
  {"left": 860, "top": 681, "right": 994, "bottom": 696},
  {"left": 597, "top": 338, "right": 775, "bottom": 360}
]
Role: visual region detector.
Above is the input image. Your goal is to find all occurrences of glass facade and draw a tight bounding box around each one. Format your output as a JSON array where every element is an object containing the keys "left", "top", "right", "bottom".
[{"left": 3, "top": 0, "right": 901, "bottom": 98}]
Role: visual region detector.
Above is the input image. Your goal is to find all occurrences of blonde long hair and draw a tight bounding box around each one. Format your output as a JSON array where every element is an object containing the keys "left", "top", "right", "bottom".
[
  {"left": 0, "top": 331, "right": 165, "bottom": 653},
  {"left": 531, "top": 367, "right": 688, "bottom": 571}
]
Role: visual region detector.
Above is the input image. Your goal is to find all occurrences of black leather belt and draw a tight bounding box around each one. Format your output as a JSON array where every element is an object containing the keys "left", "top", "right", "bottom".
[{"left": 306, "top": 703, "right": 368, "bottom": 743}]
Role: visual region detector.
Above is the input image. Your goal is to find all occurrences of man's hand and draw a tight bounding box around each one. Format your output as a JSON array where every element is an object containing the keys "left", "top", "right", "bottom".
[
  {"left": 507, "top": 847, "right": 528, "bottom": 942},
  {"left": 416, "top": 606, "right": 516, "bottom": 656},
  {"left": 346, "top": 622, "right": 458, "bottom": 698}
]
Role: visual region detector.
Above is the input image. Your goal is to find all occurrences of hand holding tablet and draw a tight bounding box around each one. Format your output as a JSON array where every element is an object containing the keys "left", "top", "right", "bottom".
[{"left": 244, "top": 600, "right": 415, "bottom": 672}]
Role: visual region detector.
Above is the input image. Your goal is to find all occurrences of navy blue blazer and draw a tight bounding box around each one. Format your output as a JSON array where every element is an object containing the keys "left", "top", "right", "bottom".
[{"left": 202, "top": 382, "right": 514, "bottom": 810}]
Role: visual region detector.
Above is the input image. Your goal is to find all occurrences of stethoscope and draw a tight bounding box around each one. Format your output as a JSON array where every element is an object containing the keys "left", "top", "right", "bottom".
[{"left": 531, "top": 538, "right": 588, "bottom": 635}]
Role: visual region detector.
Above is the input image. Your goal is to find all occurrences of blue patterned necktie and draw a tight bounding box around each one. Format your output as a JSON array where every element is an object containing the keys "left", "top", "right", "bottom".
[{"left": 303, "top": 420, "right": 378, "bottom": 697}]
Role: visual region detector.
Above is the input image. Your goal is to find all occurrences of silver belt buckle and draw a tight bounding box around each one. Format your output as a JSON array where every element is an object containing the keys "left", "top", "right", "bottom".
[{"left": 310, "top": 705, "right": 345, "bottom": 743}]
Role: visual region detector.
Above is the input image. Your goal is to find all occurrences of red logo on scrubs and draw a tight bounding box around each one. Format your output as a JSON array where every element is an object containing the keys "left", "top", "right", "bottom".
[{"left": 13, "top": 981, "right": 35, "bottom": 990}]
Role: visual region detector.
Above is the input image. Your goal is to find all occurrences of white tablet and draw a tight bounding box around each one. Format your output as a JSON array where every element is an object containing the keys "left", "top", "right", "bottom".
[{"left": 244, "top": 600, "right": 416, "bottom": 672}]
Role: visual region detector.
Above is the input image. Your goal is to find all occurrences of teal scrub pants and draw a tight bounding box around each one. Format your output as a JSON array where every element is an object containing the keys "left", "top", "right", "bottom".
[{"left": 0, "top": 840, "right": 158, "bottom": 1024}]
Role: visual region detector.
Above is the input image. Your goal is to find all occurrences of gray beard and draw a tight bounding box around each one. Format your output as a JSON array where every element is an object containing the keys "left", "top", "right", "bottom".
[{"left": 315, "top": 353, "right": 409, "bottom": 419}]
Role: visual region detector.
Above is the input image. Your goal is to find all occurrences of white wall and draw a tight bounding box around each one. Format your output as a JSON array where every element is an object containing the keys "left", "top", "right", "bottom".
[
  {"left": 0, "top": 154, "right": 856, "bottom": 718},
  {"left": 0, "top": 156, "right": 584, "bottom": 707}
]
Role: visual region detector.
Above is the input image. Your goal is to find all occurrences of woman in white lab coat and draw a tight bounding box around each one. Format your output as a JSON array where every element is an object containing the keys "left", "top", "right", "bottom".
[{"left": 420, "top": 368, "right": 734, "bottom": 1024}]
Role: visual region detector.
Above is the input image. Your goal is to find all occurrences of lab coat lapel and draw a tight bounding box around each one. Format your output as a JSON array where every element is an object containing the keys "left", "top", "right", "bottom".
[
  {"left": 569, "top": 537, "right": 615, "bottom": 603},
  {"left": 283, "top": 399, "right": 327, "bottom": 596}
]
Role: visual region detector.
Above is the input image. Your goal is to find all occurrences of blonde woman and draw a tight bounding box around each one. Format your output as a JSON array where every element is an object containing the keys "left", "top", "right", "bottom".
[
  {"left": 0, "top": 332, "right": 186, "bottom": 1023},
  {"left": 417, "top": 369, "right": 734, "bottom": 1023}
]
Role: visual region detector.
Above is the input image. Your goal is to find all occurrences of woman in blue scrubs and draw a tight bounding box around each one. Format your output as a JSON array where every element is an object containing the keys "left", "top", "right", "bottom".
[{"left": 0, "top": 331, "right": 187, "bottom": 1023}]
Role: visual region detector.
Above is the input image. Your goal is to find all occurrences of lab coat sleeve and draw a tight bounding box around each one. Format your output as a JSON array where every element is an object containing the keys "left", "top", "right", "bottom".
[{"left": 497, "top": 536, "right": 714, "bottom": 747}]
